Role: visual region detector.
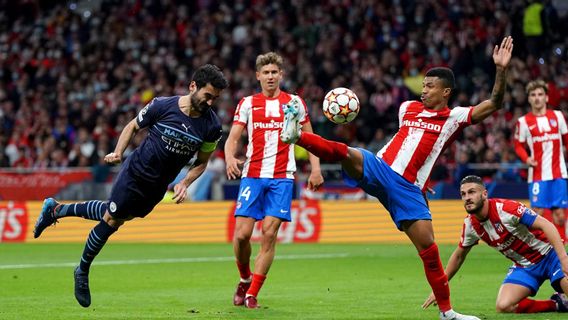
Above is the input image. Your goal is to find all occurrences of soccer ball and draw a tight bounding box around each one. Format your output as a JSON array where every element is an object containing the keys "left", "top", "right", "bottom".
[{"left": 322, "top": 87, "right": 360, "bottom": 124}]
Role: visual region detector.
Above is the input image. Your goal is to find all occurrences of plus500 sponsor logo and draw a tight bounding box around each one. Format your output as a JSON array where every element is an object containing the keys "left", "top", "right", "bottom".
[
  {"left": 227, "top": 200, "right": 321, "bottom": 243},
  {"left": 0, "top": 202, "right": 28, "bottom": 242},
  {"left": 253, "top": 121, "right": 284, "bottom": 130}
]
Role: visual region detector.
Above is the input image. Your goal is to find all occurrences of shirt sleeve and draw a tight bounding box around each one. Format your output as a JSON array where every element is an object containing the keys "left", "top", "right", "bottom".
[
  {"left": 398, "top": 101, "right": 413, "bottom": 128},
  {"left": 200, "top": 121, "right": 223, "bottom": 153},
  {"left": 451, "top": 106, "right": 474, "bottom": 125},
  {"left": 519, "top": 207, "right": 538, "bottom": 227},
  {"left": 136, "top": 98, "right": 162, "bottom": 129},
  {"left": 233, "top": 96, "right": 251, "bottom": 125},
  {"left": 297, "top": 95, "right": 311, "bottom": 125},
  {"left": 459, "top": 218, "right": 480, "bottom": 248}
]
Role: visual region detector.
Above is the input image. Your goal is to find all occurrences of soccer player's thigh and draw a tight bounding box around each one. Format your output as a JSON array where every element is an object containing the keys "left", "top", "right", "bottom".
[
  {"left": 108, "top": 174, "right": 158, "bottom": 219},
  {"left": 550, "top": 178, "right": 568, "bottom": 208},
  {"left": 501, "top": 266, "right": 541, "bottom": 305},
  {"left": 264, "top": 179, "right": 293, "bottom": 222},
  {"left": 234, "top": 178, "right": 266, "bottom": 221},
  {"left": 342, "top": 147, "right": 365, "bottom": 180}
]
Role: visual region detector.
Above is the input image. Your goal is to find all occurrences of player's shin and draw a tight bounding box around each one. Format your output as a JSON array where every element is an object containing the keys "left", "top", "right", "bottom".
[
  {"left": 296, "top": 132, "right": 348, "bottom": 162},
  {"left": 515, "top": 298, "right": 557, "bottom": 313},
  {"left": 56, "top": 200, "right": 108, "bottom": 221},
  {"left": 419, "top": 243, "right": 452, "bottom": 312},
  {"left": 78, "top": 220, "right": 118, "bottom": 273}
]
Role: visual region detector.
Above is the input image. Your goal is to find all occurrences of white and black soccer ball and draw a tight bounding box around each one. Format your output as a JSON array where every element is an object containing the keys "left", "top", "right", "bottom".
[{"left": 322, "top": 87, "right": 360, "bottom": 124}]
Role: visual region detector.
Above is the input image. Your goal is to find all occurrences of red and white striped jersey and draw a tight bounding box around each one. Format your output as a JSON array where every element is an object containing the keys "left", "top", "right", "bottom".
[
  {"left": 378, "top": 100, "right": 473, "bottom": 190},
  {"left": 514, "top": 110, "right": 568, "bottom": 182},
  {"left": 233, "top": 91, "right": 309, "bottom": 179},
  {"left": 459, "top": 198, "right": 552, "bottom": 267}
]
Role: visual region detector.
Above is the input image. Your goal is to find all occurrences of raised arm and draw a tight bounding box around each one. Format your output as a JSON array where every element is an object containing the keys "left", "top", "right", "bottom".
[
  {"left": 471, "top": 36, "right": 514, "bottom": 124},
  {"left": 104, "top": 118, "right": 140, "bottom": 164}
]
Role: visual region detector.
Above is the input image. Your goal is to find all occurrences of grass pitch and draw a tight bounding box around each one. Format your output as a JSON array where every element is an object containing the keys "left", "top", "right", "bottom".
[{"left": 0, "top": 243, "right": 565, "bottom": 319}]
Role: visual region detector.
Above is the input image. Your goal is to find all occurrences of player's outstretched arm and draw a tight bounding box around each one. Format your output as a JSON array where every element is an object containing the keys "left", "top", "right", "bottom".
[
  {"left": 172, "top": 149, "right": 214, "bottom": 204},
  {"left": 471, "top": 36, "right": 513, "bottom": 124},
  {"left": 422, "top": 245, "right": 473, "bottom": 309},
  {"left": 104, "top": 118, "right": 140, "bottom": 164},
  {"left": 224, "top": 124, "right": 245, "bottom": 180}
]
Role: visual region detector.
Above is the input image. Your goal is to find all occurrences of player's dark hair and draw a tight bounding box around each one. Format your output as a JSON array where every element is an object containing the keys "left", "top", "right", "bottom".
[
  {"left": 460, "top": 175, "right": 485, "bottom": 188},
  {"left": 192, "top": 64, "right": 229, "bottom": 90},
  {"left": 425, "top": 67, "right": 455, "bottom": 90}
]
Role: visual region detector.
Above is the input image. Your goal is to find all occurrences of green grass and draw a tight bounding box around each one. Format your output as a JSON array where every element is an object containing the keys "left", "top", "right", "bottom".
[{"left": 0, "top": 243, "right": 565, "bottom": 319}]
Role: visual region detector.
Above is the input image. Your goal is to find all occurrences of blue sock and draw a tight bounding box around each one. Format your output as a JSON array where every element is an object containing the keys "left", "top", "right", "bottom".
[
  {"left": 78, "top": 220, "right": 117, "bottom": 273},
  {"left": 56, "top": 201, "right": 107, "bottom": 221}
]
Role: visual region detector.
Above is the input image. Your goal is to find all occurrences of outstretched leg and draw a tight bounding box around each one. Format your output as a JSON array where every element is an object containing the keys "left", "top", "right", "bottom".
[{"left": 33, "top": 198, "right": 109, "bottom": 238}]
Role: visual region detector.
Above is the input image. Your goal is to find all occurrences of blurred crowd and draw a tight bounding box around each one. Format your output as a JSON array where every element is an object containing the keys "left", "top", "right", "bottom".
[{"left": 0, "top": 0, "right": 567, "bottom": 186}]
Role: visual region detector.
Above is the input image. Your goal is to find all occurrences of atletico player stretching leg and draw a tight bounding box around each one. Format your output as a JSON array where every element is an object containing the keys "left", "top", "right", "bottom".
[{"left": 280, "top": 36, "right": 514, "bottom": 320}]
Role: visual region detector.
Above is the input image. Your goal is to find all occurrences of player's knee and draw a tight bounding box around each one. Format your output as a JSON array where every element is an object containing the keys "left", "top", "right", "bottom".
[
  {"left": 233, "top": 230, "right": 252, "bottom": 243},
  {"left": 261, "top": 228, "right": 278, "bottom": 241},
  {"left": 495, "top": 301, "right": 514, "bottom": 313}
]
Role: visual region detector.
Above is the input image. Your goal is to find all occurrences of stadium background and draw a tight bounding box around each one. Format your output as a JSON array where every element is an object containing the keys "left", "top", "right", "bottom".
[{"left": 0, "top": 0, "right": 567, "bottom": 244}]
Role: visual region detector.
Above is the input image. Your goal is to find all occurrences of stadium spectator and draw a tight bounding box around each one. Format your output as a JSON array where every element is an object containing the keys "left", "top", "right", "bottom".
[
  {"left": 224, "top": 52, "right": 323, "bottom": 309},
  {"left": 514, "top": 79, "right": 568, "bottom": 242},
  {"left": 279, "top": 37, "right": 513, "bottom": 320},
  {"left": 32, "top": 64, "right": 229, "bottom": 308},
  {"left": 0, "top": 0, "right": 567, "bottom": 184},
  {"left": 423, "top": 175, "right": 568, "bottom": 314}
]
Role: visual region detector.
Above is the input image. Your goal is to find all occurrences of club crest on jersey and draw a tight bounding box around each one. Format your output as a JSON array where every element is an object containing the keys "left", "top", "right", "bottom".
[
  {"left": 494, "top": 222, "right": 504, "bottom": 233},
  {"left": 550, "top": 119, "right": 557, "bottom": 127}
]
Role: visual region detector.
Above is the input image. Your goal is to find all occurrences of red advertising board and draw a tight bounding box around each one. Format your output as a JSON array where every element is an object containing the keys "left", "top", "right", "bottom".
[
  {"left": 0, "top": 170, "right": 92, "bottom": 201},
  {"left": 0, "top": 202, "right": 28, "bottom": 242},
  {"left": 227, "top": 200, "right": 321, "bottom": 243}
]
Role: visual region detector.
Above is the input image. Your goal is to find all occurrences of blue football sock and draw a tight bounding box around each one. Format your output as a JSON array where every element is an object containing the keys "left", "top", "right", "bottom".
[
  {"left": 56, "top": 201, "right": 107, "bottom": 221},
  {"left": 78, "top": 220, "right": 117, "bottom": 273}
]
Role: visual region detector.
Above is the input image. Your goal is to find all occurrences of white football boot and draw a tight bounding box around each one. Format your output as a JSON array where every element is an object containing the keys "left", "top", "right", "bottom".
[
  {"left": 439, "top": 309, "right": 481, "bottom": 320},
  {"left": 280, "top": 97, "right": 303, "bottom": 144}
]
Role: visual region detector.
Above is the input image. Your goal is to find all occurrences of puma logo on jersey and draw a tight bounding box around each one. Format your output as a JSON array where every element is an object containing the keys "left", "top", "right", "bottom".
[{"left": 182, "top": 123, "right": 190, "bottom": 132}]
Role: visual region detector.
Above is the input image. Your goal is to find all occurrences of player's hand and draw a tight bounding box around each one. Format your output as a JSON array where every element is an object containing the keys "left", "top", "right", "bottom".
[
  {"left": 422, "top": 291, "right": 437, "bottom": 309},
  {"left": 493, "top": 36, "right": 513, "bottom": 69},
  {"left": 307, "top": 171, "right": 324, "bottom": 191},
  {"left": 171, "top": 183, "right": 187, "bottom": 204},
  {"left": 526, "top": 157, "right": 538, "bottom": 167},
  {"left": 226, "top": 157, "right": 243, "bottom": 180},
  {"left": 426, "top": 187, "right": 436, "bottom": 195},
  {"left": 104, "top": 152, "right": 122, "bottom": 164}
]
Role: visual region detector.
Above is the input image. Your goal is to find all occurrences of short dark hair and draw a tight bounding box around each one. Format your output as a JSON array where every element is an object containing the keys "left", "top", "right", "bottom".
[
  {"left": 425, "top": 67, "right": 455, "bottom": 90},
  {"left": 192, "top": 64, "right": 229, "bottom": 90},
  {"left": 460, "top": 175, "right": 485, "bottom": 187}
]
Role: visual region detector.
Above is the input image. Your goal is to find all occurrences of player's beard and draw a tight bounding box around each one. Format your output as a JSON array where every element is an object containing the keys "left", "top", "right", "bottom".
[
  {"left": 190, "top": 94, "right": 209, "bottom": 115},
  {"left": 464, "top": 196, "right": 484, "bottom": 214}
]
